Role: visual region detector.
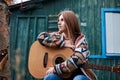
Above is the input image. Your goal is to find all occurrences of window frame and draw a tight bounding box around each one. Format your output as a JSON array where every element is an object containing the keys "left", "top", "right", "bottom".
[{"left": 101, "top": 8, "right": 120, "bottom": 57}]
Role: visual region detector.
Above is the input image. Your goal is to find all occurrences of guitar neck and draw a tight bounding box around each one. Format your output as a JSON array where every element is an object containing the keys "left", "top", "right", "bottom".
[{"left": 83, "top": 62, "right": 112, "bottom": 72}]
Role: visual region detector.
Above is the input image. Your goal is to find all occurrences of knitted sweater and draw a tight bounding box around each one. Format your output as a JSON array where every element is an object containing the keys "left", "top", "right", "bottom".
[{"left": 37, "top": 32, "right": 90, "bottom": 75}]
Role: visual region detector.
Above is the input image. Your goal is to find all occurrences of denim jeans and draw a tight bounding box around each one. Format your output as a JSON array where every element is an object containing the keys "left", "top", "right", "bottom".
[{"left": 44, "top": 74, "right": 90, "bottom": 80}]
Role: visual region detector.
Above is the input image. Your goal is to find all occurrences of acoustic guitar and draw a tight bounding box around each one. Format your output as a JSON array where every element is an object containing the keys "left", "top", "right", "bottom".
[{"left": 28, "top": 41, "right": 120, "bottom": 79}]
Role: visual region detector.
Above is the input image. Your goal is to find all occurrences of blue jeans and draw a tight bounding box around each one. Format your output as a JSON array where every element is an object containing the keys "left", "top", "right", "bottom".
[{"left": 44, "top": 74, "right": 90, "bottom": 80}]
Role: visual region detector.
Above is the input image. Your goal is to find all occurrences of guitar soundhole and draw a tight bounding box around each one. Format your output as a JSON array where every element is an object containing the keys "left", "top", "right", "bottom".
[{"left": 55, "top": 57, "right": 64, "bottom": 64}]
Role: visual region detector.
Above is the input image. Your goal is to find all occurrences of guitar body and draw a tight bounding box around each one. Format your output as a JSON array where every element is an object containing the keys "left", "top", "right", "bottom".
[
  {"left": 28, "top": 41, "right": 73, "bottom": 79},
  {"left": 28, "top": 41, "right": 120, "bottom": 80}
]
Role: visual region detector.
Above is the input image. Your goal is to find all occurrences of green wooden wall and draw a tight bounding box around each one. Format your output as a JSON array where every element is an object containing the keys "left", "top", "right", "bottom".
[{"left": 9, "top": 0, "right": 120, "bottom": 80}]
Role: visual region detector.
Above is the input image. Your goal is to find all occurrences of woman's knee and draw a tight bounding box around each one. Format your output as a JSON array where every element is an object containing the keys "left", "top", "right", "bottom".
[
  {"left": 73, "top": 75, "right": 90, "bottom": 80},
  {"left": 44, "top": 74, "right": 61, "bottom": 80}
]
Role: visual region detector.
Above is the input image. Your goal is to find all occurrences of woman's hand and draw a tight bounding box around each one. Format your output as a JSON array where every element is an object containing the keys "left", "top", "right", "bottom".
[
  {"left": 64, "top": 40, "right": 75, "bottom": 50},
  {"left": 46, "top": 67, "right": 55, "bottom": 75},
  {"left": 64, "top": 44, "right": 75, "bottom": 49}
]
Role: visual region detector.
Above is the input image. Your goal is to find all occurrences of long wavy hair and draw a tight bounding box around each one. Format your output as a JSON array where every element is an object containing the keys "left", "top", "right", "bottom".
[{"left": 58, "top": 10, "right": 81, "bottom": 43}]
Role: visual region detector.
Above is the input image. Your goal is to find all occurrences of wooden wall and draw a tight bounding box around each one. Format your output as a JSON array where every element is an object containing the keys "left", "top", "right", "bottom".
[{"left": 9, "top": 0, "right": 120, "bottom": 80}]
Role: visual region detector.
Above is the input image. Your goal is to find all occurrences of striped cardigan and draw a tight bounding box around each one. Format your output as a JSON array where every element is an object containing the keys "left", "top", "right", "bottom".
[{"left": 37, "top": 32, "right": 90, "bottom": 77}]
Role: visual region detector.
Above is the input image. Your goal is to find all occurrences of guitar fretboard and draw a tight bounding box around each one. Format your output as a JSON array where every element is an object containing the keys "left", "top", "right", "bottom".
[{"left": 82, "top": 62, "right": 112, "bottom": 72}]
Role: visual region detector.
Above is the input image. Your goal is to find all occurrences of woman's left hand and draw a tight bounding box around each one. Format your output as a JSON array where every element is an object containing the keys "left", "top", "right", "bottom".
[
  {"left": 46, "top": 67, "right": 55, "bottom": 75},
  {"left": 64, "top": 40, "right": 75, "bottom": 49}
]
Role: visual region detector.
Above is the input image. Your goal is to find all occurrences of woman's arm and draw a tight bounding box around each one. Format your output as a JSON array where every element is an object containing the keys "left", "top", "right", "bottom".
[
  {"left": 37, "top": 32, "right": 65, "bottom": 48},
  {"left": 53, "top": 36, "right": 90, "bottom": 74}
]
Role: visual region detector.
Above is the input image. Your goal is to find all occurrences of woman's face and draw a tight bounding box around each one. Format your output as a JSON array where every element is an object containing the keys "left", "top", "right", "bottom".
[{"left": 58, "top": 15, "right": 67, "bottom": 33}]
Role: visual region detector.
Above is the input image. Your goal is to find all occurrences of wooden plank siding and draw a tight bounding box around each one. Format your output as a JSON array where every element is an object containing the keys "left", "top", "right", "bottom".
[{"left": 9, "top": 0, "right": 120, "bottom": 80}]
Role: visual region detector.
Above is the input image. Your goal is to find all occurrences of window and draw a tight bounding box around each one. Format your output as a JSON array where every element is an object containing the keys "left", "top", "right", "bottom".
[{"left": 101, "top": 8, "right": 120, "bottom": 57}]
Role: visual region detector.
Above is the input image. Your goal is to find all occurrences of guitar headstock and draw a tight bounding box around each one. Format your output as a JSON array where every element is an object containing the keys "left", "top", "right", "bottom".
[{"left": 113, "top": 65, "right": 120, "bottom": 74}]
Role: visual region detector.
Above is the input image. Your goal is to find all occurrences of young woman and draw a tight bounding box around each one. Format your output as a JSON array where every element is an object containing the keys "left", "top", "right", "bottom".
[{"left": 37, "top": 10, "right": 97, "bottom": 80}]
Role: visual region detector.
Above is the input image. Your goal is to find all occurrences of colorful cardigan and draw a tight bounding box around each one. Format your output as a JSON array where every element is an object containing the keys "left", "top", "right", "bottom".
[{"left": 37, "top": 32, "right": 90, "bottom": 75}]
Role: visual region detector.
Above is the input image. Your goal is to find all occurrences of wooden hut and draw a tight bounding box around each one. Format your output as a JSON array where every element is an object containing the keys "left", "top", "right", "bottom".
[{"left": 8, "top": 0, "right": 120, "bottom": 80}]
